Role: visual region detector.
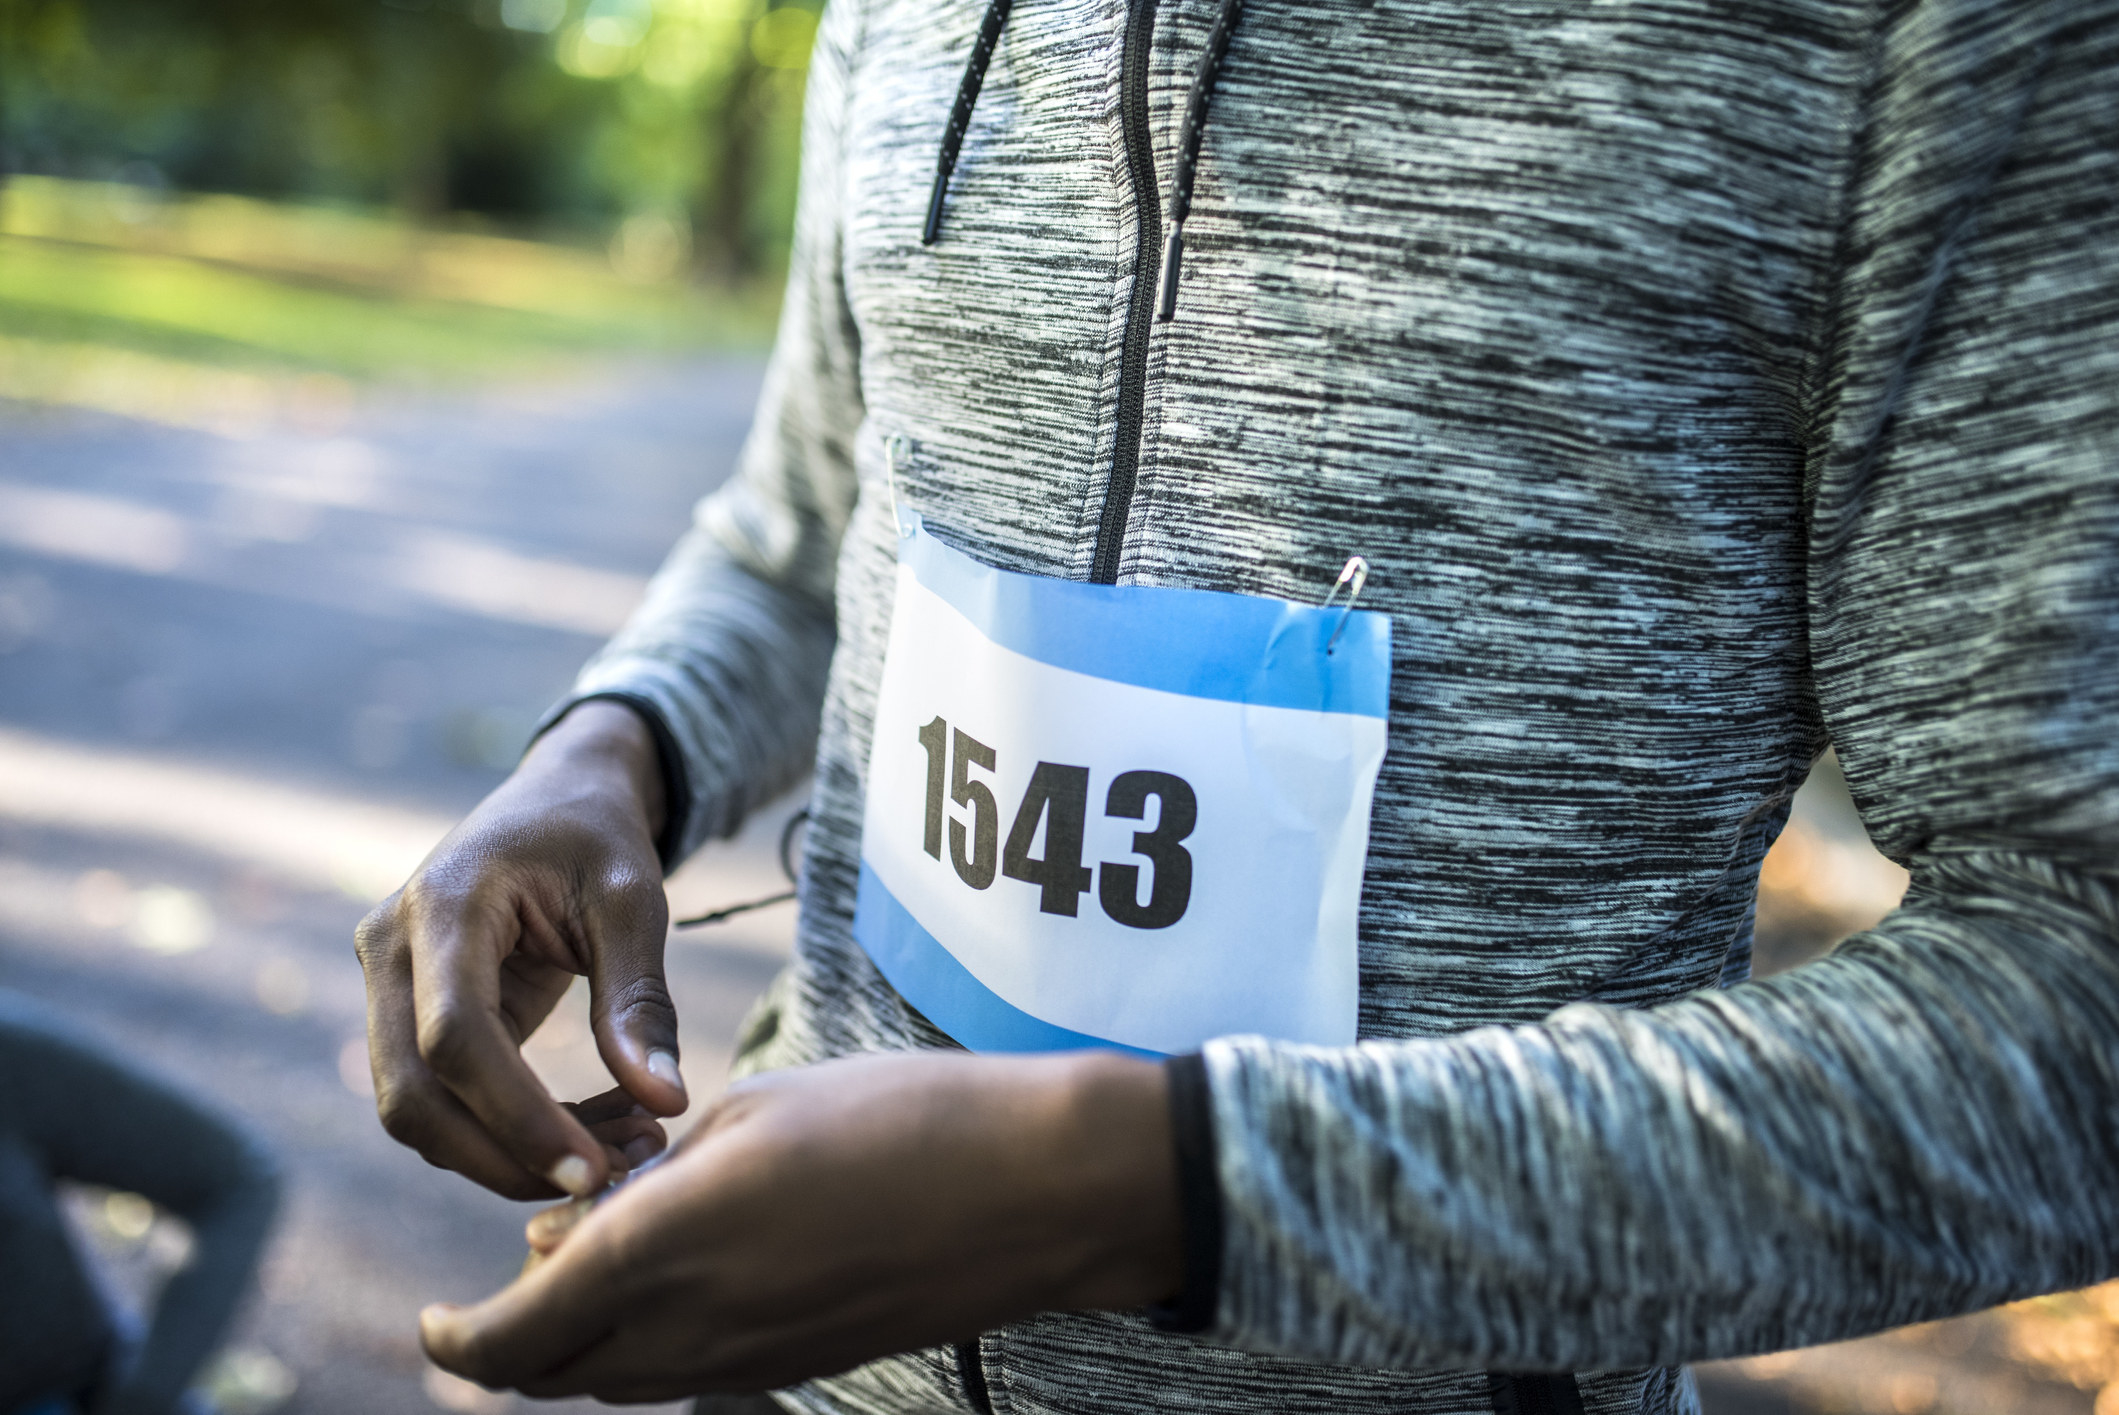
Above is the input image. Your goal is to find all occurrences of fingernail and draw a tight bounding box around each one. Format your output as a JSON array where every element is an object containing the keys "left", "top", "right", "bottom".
[
  {"left": 547, "top": 1153, "right": 595, "bottom": 1196},
  {"left": 647, "top": 1048, "right": 686, "bottom": 1095},
  {"left": 528, "top": 1198, "right": 590, "bottom": 1247}
]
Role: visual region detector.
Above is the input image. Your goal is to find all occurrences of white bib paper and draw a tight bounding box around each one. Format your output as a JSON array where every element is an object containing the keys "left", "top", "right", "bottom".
[{"left": 854, "top": 517, "right": 1390, "bottom": 1056}]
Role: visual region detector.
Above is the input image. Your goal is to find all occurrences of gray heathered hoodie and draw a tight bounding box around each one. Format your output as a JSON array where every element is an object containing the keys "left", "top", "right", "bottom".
[{"left": 550, "top": 1, "right": 2119, "bottom": 1411}]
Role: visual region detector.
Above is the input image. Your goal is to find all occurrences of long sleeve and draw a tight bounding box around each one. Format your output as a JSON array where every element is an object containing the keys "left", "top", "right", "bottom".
[
  {"left": 550, "top": 0, "right": 867, "bottom": 863},
  {"left": 1195, "top": 0, "right": 2119, "bottom": 1372}
]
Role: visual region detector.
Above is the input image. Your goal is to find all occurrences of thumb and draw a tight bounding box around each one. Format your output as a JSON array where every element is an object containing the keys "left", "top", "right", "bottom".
[
  {"left": 421, "top": 1227, "right": 617, "bottom": 1388},
  {"left": 585, "top": 905, "right": 687, "bottom": 1117}
]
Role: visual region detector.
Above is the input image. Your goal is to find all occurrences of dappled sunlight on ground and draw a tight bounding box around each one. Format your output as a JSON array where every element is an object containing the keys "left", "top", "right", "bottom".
[
  {"left": 0, "top": 726, "right": 453, "bottom": 900},
  {"left": 0, "top": 472, "right": 656, "bottom": 635},
  {"left": 0, "top": 341, "right": 768, "bottom": 1410}
]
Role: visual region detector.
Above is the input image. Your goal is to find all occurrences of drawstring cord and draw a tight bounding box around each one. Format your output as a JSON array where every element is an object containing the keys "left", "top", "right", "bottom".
[
  {"left": 1157, "top": 0, "right": 1242, "bottom": 320},
  {"left": 923, "top": 0, "right": 1017, "bottom": 245},
  {"left": 923, "top": 0, "right": 1247, "bottom": 322},
  {"left": 671, "top": 809, "right": 809, "bottom": 929}
]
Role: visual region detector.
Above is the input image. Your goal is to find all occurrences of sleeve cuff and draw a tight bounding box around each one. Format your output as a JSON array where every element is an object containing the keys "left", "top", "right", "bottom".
[
  {"left": 1147, "top": 1050, "right": 1223, "bottom": 1334},
  {"left": 533, "top": 691, "right": 694, "bottom": 872}
]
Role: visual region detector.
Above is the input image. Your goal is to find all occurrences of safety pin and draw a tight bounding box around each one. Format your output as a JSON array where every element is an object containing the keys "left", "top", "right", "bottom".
[
  {"left": 885, "top": 434, "right": 911, "bottom": 534},
  {"left": 1322, "top": 555, "right": 1370, "bottom": 655}
]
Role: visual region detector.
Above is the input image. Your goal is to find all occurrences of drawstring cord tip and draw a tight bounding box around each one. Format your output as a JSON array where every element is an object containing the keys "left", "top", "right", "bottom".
[
  {"left": 922, "top": 175, "right": 949, "bottom": 246},
  {"left": 1156, "top": 225, "right": 1185, "bottom": 322}
]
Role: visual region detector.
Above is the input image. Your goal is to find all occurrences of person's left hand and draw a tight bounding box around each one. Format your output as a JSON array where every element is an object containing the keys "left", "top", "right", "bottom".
[{"left": 419, "top": 1049, "right": 1181, "bottom": 1402}]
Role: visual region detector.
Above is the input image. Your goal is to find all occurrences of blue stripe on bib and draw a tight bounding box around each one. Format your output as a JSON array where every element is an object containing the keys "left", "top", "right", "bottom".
[
  {"left": 905, "top": 522, "right": 1390, "bottom": 719},
  {"left": 854, "top": 860, "right": 1164, "bottom": 1059}
]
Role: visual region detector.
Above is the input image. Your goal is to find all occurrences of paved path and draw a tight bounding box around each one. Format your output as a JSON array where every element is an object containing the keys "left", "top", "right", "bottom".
[{"left": 0, "top": 359, "right": 798, "bottom": 1414}]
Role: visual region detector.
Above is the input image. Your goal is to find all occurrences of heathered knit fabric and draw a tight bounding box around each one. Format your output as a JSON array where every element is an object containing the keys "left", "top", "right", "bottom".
[{"left": 557, "top": 1, "right": 2119, "bottom": 1411}]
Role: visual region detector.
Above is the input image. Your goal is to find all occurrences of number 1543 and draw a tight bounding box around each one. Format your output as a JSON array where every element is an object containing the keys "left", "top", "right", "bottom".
[{"left": 915, "top": 716, "right": 1196, "bottom": 929}]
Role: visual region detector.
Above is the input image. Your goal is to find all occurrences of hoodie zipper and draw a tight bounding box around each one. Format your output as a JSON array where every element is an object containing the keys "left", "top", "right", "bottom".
[{"left": 1088, "top": 0, "right": 1165, "bottom": 585}]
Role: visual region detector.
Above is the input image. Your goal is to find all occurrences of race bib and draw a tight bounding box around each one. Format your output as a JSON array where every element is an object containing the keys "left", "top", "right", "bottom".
[{"left": 854, "top": 515, "right": 1390, "bottom": 1057}]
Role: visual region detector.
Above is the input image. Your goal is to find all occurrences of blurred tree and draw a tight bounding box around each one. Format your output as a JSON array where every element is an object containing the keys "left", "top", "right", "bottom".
[{"left": 0, "top": 0, "right": 820, "bottom": 279}]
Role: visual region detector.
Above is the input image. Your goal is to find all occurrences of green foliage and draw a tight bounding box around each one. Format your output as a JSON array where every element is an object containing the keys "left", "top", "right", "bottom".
[{"left": 0, "top": 0, "right": 821, "bottom": 277}]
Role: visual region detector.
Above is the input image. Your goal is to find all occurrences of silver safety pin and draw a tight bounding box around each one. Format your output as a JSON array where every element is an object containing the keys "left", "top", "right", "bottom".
[
  {"left": 1322, "top": 555, "right": 1370, "bottom": 655},
  {"left": 885, "top": 434, "right": 911, "bottom": 534}
]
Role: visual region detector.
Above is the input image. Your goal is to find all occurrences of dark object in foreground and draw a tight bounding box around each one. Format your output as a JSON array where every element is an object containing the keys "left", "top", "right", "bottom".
[{"left": 0, "top": 989, "right": 279, "bottom": 1415}]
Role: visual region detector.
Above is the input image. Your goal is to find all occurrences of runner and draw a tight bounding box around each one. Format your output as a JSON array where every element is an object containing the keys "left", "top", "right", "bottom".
[{"left": 357, "top": 2, "right": 2119, "bottom": 1411}]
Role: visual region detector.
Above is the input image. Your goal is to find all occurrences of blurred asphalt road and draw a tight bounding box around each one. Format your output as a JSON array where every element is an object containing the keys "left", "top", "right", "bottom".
[{"left": 0, "top": 359, "right": 802, "bottom": 1414}]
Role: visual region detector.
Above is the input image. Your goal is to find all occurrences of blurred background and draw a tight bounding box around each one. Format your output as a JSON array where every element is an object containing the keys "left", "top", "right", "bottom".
[{"left": 0, "top": 2, "right": 2113, "bottom": 1412}]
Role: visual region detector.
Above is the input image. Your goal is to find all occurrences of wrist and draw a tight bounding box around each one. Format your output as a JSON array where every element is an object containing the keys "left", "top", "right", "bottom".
[
  {"left": 1039, "top": 1051, "right": 1184, "bottom": 1311},
  {"left": 521, "top": 699, "right": 668, "bottom": 838}
]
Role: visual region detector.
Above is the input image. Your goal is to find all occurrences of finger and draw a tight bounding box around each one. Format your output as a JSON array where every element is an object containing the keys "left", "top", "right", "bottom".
[
  {"left": 621, "top": 1130, "right": 665, "bottom": 1168},
  {"left": 518, "top": 1361, "right": 716, "bottom": 1404},
  {"left": 526, "top": 1197, "right": 593, "bottom": 1255},
  {"left": 509, "top": 1320, "right": 715, "bottom": 1403},
  {"left": 565, "top": 1087, "right": 668, "bottom": 1169},
  {"left": 581, "top": 890, "right": 687, "bottom": 1117},
  {"left": 386, "top": 1069, "right": 562, "bottom": 1201},
  {"left": 495, "top": 946, "right": 577, "bottom": 1042},
  {"left": 421, "top": 1210, "right": 626, "bottom": 1388},
  {"left": 563, "top": 1084, "right": 656, "bottom": 1128},
  {"left": 406, "top": 895, "right": 608, "bottom": 1196},
  {"left": 582, "top": 1112, "right": 667, "bottom": 1157},
  {"left": 513, "top": 1300, "right": 832, "bottom": 1402},
  {"left": 358, "top": 915, "right": 557, "bottom": 1200},
  {"left": 528, "top": 1140, "right": 664, "bottom": 1258},
  {"left": 511, "top": 1324, "right": 717, "bottom": 1402}
]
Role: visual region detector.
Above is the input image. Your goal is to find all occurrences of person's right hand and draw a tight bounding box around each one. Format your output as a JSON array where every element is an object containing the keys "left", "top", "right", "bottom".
[{"left": 355, "top": 700, "right": 689, "bottom": 1201}]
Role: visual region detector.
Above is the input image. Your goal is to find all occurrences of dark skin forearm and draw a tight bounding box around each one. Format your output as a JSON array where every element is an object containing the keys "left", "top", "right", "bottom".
[{"left": 421, "top": 1050, "right": 1182, "bottom": 1401}]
